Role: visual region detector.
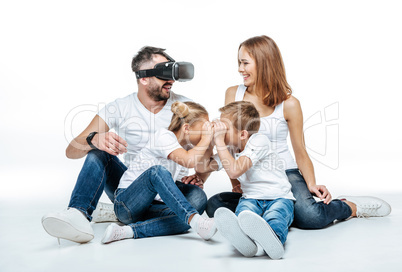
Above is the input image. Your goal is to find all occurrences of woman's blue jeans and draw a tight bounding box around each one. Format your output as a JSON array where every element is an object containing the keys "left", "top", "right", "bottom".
[
  {"left": 236, "top": 198, "right": 294, "bottom": 244},
  {"left": 114, "top": 165, "right": 200, "bottom": 239},
  {"left": 206, "top": 169, "right": 352, "bottom": 229},
  {"left": 68, "top": 150, "right": 207, "bottom": 221}
]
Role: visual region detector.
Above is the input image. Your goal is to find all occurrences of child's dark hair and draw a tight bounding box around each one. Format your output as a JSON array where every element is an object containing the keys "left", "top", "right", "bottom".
[{"left": 219, "top": 101, "right": 260, "bottom": 136}]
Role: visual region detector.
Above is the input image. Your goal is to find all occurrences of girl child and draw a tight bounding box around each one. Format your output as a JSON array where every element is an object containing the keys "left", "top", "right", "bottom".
[{"left": 101, "top": 101, "right": 216, "bottom": 244}]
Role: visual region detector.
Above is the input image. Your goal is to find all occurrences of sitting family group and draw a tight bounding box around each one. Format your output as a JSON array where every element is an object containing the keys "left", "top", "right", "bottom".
[{"left": 41, "top": 36, "right": 391, "bottom": 260}]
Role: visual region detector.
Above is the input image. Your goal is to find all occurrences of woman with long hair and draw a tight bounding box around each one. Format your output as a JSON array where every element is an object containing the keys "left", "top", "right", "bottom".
[{"left": 206, "top": 35, "right": 391, "bottom": 229}]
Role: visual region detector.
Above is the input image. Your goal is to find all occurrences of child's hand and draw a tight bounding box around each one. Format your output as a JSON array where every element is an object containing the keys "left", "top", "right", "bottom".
[
  {"left": 212, "top": 120, "right": 227, "bottom": 144},
  {"left": 201, "top": 121, "right": 214, "bottom": 142}
]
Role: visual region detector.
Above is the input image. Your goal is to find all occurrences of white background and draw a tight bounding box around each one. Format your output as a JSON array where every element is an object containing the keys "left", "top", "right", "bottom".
[{"left": 1, "top": 0, "right": 401, "bottom": 201}]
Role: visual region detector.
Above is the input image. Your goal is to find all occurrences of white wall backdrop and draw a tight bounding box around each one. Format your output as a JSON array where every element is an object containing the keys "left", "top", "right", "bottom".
[{"left": 1, "top": 0, "right": 401, "bottom": 200}]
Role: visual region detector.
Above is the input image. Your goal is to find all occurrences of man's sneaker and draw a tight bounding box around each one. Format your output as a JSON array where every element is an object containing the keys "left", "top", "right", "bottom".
[
  {"left": 338, "top": 196, "right": 392, "bottom": 217},
  {"left": 41, "top": 208, "right": 94, "bottom": 243},
  {"left": 101, "top": 223, "right": 133, "bottom": 244},
  {"left": 92, "top": 202, "right": 118, "bottom": 223},
  {"left": 238, "top": 210, "right": 284, "bottom": 260},
  {"left": 215, "top": 208, "right": 258, "bottom": 257}
]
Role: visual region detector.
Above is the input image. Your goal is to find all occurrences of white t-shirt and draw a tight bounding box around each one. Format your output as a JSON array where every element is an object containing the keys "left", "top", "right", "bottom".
[
  {"left": 119, "top": 128, "right": 189, "bottom": 201},
  {"left": 97, "top": 91, "right": 191, "bottom": 167},
  {"left": 213, "top": 133, "right": 295, "bottom": 200}
]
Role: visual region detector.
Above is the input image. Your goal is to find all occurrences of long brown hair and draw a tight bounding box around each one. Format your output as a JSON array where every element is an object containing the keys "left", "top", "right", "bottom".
[{"left": 239, "top": 35, "right": 292, "bottom": 107}]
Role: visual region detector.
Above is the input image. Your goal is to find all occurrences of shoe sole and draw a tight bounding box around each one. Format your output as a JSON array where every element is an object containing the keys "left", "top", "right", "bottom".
[
  {"left": 215, "top": 208, "right": 258, "bottom": 257},
  {"left": 238, "top": 211, "right": 284, "bottom": 260},
  {"left": 42, "top": 217, "right": 94, "bottom": 243}
]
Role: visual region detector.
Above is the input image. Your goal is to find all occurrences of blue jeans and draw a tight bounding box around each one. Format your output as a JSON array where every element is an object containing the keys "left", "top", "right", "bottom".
[
  {"left": 114, "top": 165, "right": 201, "bottom": 238},
  {"left": 206, "top": 169, "right": 352, "bottom": 229},
  {"left": 236, "top": 198, "right": 294, "bottom": 244},
  {"left": 68, "top": 150, "right": 207, "bottom": 221}
]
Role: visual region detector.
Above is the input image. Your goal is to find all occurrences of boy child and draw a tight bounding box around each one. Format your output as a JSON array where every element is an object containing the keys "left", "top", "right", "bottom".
[{"left": 197, "top": 101, "right": 295, "bottom": 259}]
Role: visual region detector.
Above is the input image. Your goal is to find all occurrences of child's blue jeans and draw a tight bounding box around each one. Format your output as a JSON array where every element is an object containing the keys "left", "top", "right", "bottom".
[
  {"left": 114, "top": 165, "right": 200, "bottom": 239},
  {"left": 235, "top": 198, "right": 294, "bottom": 244}
]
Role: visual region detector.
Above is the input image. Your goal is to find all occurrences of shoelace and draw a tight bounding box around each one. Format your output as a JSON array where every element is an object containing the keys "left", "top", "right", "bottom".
[
  {"left": 357, "top": 203, "right": 381, "bottom": 218},
  {"left": 198, "top": 218, "right": 213, "bottom": 230},
  {"left": 111, "top": 226, "right": 126, "bottom": 241}
]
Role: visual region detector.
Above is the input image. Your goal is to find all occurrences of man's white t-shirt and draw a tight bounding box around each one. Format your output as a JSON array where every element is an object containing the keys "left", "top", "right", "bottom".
[
  {"left": 97, "top": 91, "right": 191, "bottom": 167},
  {"left": 214, "top": 133, "right": 295, "bottom": 200},
  {"left": 118, "top": 128, "right": 188, "bottom": 201}
]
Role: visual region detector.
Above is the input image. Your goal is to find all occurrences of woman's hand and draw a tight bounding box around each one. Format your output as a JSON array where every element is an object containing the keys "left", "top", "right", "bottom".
[
  {"left": 232, "top": 184, "right": 243, "bottom": 193},
  {"left": 308, "top": 184, "right": 332, "bottom": 204}
]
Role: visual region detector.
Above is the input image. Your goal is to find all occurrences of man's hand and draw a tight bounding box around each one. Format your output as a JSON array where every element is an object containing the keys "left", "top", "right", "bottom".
[
  {"left": 92, "top": 132, "right": 128, "bottom": 156},
  {"left": 181, "top": 174, "right": 204, "bottom": 189},
  {"left": 308, "top": 184, "right": 332, "bottom": 204}
]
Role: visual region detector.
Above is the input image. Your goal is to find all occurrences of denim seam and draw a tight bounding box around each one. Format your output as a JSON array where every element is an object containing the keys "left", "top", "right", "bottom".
[
  {"left": 88, "top": 156, "right": 113, "bottom": 211},
  {"left": 153, "top": 167, "right": 197, "bottom": 224},
  {"left": 121, "top": 200, "right": 134, "bottom": 222}
]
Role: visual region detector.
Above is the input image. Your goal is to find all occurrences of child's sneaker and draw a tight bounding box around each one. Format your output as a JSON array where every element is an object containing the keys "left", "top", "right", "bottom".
[
  {"left": 92, "top": 202, "right": 118, "bottom": 223},
  {"left": 101, "top": 223, "right": 133, "bottom": 244},
  {"left": 214, "top": 208, "right": 258, "bottom": 257},
  {"left": 338, "top": 196, "right": 392, "bottom": 217},
  {"left": 189, "top": 214, "right": 217, "bottom": 240},
  {"left": 238, "top": 210, "right": 284, "bottom": 260}
]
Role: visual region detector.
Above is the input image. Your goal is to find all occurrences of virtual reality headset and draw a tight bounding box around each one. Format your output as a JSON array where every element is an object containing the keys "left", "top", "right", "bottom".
[{"left": 135, "top": 54, "right": 194, "bottom": 82}]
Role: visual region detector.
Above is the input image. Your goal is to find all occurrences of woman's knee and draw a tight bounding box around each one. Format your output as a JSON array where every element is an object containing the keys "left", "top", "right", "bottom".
[{"left": 293, "top": 202, "right": 329, "bottom": 229}]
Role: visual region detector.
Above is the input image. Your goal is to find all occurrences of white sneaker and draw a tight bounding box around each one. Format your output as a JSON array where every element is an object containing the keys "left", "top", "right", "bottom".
[
  {"left": 214, "top": 208, "right": 258, "bottom": 257},
  {"left": 42, "top": 208, "right": 94, "bottom": 243},
  {"left": 190, "top": 214, "right": 217, "bottom": 240},
  {"left": 101, "top": 223, "right": 133, "bottom": 244},
  {"left": 92, "top": 202, "right": 118, "bottom": 223},
  {"left": 337, "top": 196, "right": 392, "bottom": 217},
  {"left": 238, "top": 210, "right": 284, "bottom": 260}
]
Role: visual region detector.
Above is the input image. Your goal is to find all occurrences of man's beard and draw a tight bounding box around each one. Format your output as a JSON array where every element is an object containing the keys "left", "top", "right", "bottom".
[{"left": 147, "top": 80, "right": 170, "bottom": 102}]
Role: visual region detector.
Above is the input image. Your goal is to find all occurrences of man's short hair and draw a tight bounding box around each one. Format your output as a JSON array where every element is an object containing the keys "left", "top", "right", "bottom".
[
  {"left": 219, "top": 101, "right": 260, "bottom": 136},
  {"left": 131, "top": 46, "right": 170, "bottom": 73}
]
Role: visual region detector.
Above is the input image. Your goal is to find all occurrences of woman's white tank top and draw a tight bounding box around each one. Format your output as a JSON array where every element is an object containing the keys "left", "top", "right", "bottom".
[{"left": 235, "top": 84, "right": 298, "bottom": 170}]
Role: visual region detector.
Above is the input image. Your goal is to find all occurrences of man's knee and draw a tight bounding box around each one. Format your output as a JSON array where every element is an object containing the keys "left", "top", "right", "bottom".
[{"left": 86, "top": 149, "right": 111, "bottom": 165}]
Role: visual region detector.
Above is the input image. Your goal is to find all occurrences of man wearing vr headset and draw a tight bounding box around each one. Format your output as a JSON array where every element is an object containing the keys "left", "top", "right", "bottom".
[{"left": 42, "top": 46, "right": 206, "bottom": 243}]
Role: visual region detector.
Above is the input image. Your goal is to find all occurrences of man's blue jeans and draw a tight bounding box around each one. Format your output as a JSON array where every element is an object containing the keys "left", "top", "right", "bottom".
[
  {"left": 68, "top": 150, "right": 207, "bottom": 221},
  {"left": 206, "top": 169, "right": 352, "bottom": 229},
  {"left": 114, "top": 165, "right": 200, "bottom": 238},
  {"left": 236, "top": 198, "right": 294, "bottom": 244}
]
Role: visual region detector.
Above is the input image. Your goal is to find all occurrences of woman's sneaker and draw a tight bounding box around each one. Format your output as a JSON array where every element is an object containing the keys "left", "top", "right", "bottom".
[
  {"left": 214, "top": 208, "right": 258, "bottom": 257},
  {"left": 238, "top": 210, "right": 284, "bottom": 260},
  {"left": 41, "top": 208, "right": 94, "bottom": 243},
  {"left": 338, "top": 196, "right": 392, "bottom": 217}
]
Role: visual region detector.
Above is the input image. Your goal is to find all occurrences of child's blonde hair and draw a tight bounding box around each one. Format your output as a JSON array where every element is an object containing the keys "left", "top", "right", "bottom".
[
  {"left": 219, "top": 101, "right": 260, "bottom": 136},
  {"left": 168, "top": 101, "right": 209, "bottom": 132}
]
